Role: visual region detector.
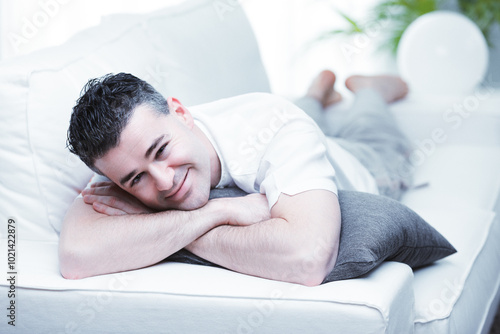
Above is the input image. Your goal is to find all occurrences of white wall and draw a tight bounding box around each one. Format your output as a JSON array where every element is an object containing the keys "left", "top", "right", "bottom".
[
  {"left": 0, "top": 0, "right": 392, "bottom": 98},
  {"left": 241, "top": 0, "right": 394, "bottom": 97}
]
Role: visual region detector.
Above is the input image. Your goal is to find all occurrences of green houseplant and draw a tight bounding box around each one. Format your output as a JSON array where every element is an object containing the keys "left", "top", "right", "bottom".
[
  {"left": 317, "top": 0, "right": 500, "bottom": 54},
  {"left": 458, "top": 0, "right": 500, "bottom": 45}
]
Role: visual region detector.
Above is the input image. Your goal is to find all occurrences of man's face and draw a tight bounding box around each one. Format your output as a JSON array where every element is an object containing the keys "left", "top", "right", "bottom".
[{"left": 94, "top": 100, "right": 213, "bottom": 211}]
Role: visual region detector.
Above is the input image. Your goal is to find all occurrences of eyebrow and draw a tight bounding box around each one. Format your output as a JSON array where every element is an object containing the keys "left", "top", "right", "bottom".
[
  {"left": 145, "top": 135, "right": 165, "bottom": 159},
  {"left": 119, "top": 135, "right": 165, "bottom": 187}
]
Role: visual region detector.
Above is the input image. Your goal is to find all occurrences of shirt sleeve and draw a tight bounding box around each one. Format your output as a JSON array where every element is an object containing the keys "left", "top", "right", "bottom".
[{"left": 257, "top": 117, "right": 338, "bottom": 209}]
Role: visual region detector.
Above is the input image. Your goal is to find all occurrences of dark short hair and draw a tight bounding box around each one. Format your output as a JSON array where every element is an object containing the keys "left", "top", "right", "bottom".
[{"left": 67, "top": 72, "right": 169, "bottom": 173}]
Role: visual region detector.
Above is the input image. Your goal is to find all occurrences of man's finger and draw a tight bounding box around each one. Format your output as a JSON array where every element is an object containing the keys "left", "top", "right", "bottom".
[
  {"left": 82, "top": 194, "right": 98, "bottom": 204},
  {"left": 85, "top": 194, "right": 144, "bottom": 214},
  {"left": 90, "top": 181, "right": 114, "bottom": 188},
  {"left": 86, "top": 194, "right": 123, "bottom": 209},
  {"left": 82, "top": 186, "right": 119, "bottom": 196},
  {"left": 83, "top": 193, "right": 121, "bottom": 207},
  {"left": 93, "top": 202, "right": 127, "bottom": 216}
]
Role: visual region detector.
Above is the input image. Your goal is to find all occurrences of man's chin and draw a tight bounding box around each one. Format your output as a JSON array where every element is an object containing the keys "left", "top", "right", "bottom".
[
  {"left": 179, "top": 192, "right": 210, "bottom": 211},
  {"left": 149, "top": 194, "right": 209, "bottom": 212},
  {"left": 177, "top": 201, "right": 207, "bottom": 211}
]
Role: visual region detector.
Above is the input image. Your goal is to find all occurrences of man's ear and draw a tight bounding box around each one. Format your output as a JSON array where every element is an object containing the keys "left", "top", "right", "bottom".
[{"left": 167, "top": 97, "right": 194, "bottom": 129}]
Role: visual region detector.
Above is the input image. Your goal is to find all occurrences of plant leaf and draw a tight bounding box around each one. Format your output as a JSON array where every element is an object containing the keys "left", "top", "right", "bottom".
[{"left": 337, "top": 11, "right": 364, "bottom": 33}]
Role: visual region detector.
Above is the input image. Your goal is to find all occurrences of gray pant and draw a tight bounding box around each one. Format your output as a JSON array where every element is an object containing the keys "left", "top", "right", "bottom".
[{"left": 295, "top": 89, "right": 413, "bottom": 200}]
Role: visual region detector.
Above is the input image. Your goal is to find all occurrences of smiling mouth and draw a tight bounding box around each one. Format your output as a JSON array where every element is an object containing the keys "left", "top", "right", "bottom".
[{"left": 165, "top": 169, "right": 188, "bottom": 200}]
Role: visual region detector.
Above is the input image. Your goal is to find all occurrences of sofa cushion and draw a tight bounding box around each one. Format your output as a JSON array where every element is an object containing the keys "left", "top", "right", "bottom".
[
  {"left": 168, "top": 189, "right": 457, "bottom": 282},
  {"left": 0, "top": 0, "right": 270, "bottom": 241},
  {"left": 411, "top": 206, "right": 499, "bottom": 334},
  {"left": 0, "top": 238, "right": 415, "bottom": 334},
  {"left": 401, "top": 145, "right": 500, "bottom": 213}
]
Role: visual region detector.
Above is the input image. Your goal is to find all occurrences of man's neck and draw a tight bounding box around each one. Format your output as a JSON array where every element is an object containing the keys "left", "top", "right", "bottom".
[{"left": 193, "top": 124, "right": 221, "bottom": 188}]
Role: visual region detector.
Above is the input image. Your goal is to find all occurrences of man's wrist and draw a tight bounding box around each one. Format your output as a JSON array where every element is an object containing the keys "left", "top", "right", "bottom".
[{"left": 200, "top": 198, "right": 229, "bottom": 229}]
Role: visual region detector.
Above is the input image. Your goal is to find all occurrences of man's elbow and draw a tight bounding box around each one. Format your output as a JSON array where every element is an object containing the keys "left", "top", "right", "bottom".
[
  {"left": 292, "top": 264, "right": 333, "bottom": 287},
  {"left": 296, "top": 272, "right": 327, "bottom": 287},
  {"left": 58, "top": 243, "right": 92, "bottom": 280},
  {"left": 60, "top": 266, "right": 83, "bottom": 280},
  {"left": 292, "top": 244, "right": 338, "bottom": 287}
]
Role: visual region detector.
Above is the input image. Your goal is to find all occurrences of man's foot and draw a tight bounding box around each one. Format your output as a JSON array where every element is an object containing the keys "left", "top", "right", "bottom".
[
  {"left": 345, "top": 75, "right": 409, "bottom": 103},
  {"left": 306, "top": 70, "right": 343, "bottom": 109}
]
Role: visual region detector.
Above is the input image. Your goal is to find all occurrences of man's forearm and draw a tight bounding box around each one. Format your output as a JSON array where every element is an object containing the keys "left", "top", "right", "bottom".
[
  {"left": 186, "top": 217, "right": 338, "bottom": 285},
  {"left": 59, "top": 199, "right": 225, "bottom": 279},
  {"left": 186, "top": 190, "right": 341, "bottom": 286}
]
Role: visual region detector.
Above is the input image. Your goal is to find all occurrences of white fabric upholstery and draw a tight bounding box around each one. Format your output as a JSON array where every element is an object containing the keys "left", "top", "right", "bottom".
[
  {"left": 413, "top": 207, "right": 500, "bottom": 333},
  {"left": 0, "top": 239, "right": 415, "bottom": 334}
]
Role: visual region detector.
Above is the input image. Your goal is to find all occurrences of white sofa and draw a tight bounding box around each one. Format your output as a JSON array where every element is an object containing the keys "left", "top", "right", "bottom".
[{"left": 1, "top": 0, "right": 499, "bottom": 333}]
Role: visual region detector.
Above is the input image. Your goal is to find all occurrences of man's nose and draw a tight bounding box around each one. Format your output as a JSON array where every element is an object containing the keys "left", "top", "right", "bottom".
[{"left": 150, "top": 164, "right": 175, "bottom": 192}]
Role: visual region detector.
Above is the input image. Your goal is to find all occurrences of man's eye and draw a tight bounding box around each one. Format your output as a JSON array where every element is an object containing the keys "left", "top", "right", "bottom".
[
  {"left": 131, "top": 173, "right": 143, "bottom": 186},
  {"left": 156, "top": 144, "right": 167, "bottom": 158}
]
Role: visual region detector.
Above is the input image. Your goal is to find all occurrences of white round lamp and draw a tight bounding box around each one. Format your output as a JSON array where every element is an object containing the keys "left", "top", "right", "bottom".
[{"left": 397, "top": 11, "right": 489, "bottom": 96}]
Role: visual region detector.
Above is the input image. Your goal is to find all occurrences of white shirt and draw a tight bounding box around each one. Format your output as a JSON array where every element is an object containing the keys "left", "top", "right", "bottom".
[{"left": 191, "top": 93, "right": 378, "bottom": 208}]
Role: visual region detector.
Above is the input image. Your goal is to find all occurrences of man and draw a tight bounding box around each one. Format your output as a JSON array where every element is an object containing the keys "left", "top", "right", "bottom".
[{"left": 59, "top": 70, "right": 412, "bottom": 286}]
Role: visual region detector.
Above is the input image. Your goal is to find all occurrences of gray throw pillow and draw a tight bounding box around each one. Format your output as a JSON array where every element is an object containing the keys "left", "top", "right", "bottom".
[
  {"left": 324, "top": 190, "right": 456, "bottom": 282},
  {"left": 166, "top": 188, "right": 457, "bottom": 282}
]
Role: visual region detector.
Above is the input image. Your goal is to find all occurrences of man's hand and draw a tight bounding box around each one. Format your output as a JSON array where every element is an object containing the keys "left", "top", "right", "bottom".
[
  {"left": 82, "top": 181, "right": 156, "bottom": 216},
  {"left": 208, "top": 193, "right": 271, "bottom": 226},
  {"left": 82, "top": 180, "right": 270, "bottom": 225}
]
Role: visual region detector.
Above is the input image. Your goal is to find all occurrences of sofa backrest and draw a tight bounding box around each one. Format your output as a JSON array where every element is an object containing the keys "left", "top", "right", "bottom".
[{"left": 0, "top": 0, "right": 271, "bottom": 241}]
